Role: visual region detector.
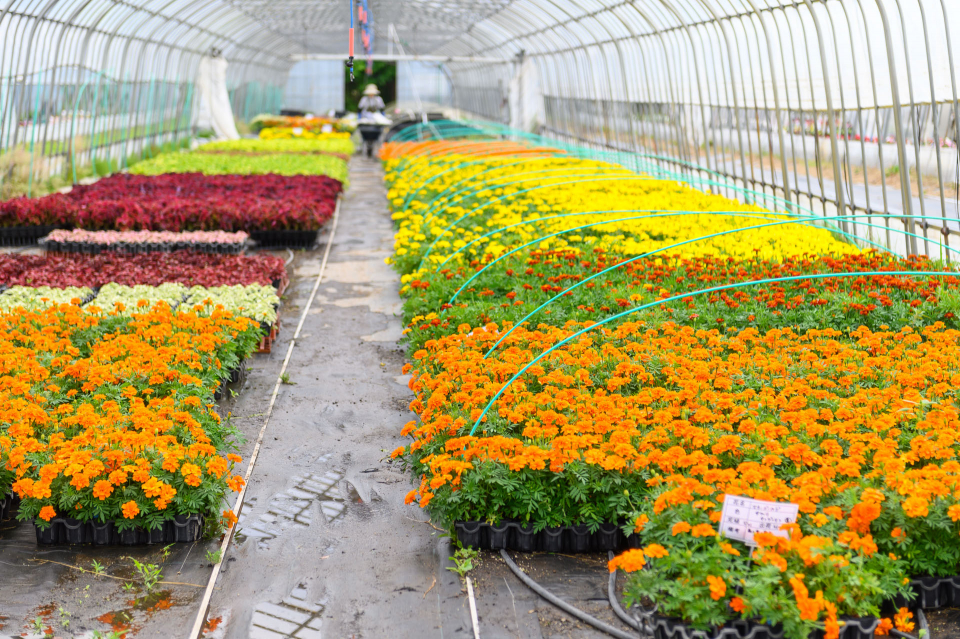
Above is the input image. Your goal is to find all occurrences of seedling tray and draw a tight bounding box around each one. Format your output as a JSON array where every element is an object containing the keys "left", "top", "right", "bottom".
[
  {"left": 0, "top": 493, "right": 18, "bottom": 520},
  {"left": 455, "top": 520, "right": 641, "bottom": 553},
  {"left": 0, "top": 225, "right": 59, "bottom": 246},
  {"left": 41, "top": 240, "right": 247, "bottom": 255},
  {"left": 251, "top": 229, "right": 320, "bottom": 249},
  {"left": 649, "top": 615, "right": 878, "bottom": 639},
  {"left": 34, "top": 514, "right": 204, "bottom": 546}
]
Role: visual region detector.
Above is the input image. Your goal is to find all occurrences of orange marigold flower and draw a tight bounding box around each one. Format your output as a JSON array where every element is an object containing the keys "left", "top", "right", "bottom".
[
  {"left": 38, "top": 505, "right": 56, "bottom": 522},
  {"left": 894, "top": 608, "right": 914, "bottom": 633},
  {"left": 706, "top": 575, "right": 726, "bottom": 601},
  {"left": 902, "top": 496, "right": 929, "bottom": 518},
  {"left": 634, "top": 514, "right": 649, "bottom": 533},
  {"left": 121, "top": 501, "right": 140, "bottom": 519},
  {"left": 671, "top": 521, "right": 692, "bottom": 536},
  {"left": 875, "top": 618, "right": 893, "bottom": 636},
  {"left": 222, "top": 509, "right": 238, "bottom": 526},
  {"left": 608, "top": 549, "right": 646, "bottom": 573},
  {"left": 730, "top": 597, "right": 745, "bottom": 613},
  {"left": 92, "top": 480, "right": 113, "bottom": 500},
  {"left": 691, "top": 523, "right": 716, "bottom": 538},
  {"left": 823, "top": 506, "right": 844, "bottom": 519},
  {"left": 720, "top": 542, "right": 741, "bottom": 556},
  {"left": 226, "top": 475, "right": 245, "bottom": 492},
  {"left": 643, "top": 543, "right": 668, "bottom": 559},
  {"left": 949, "top": 505, "right": 960, "bottom": 522}
]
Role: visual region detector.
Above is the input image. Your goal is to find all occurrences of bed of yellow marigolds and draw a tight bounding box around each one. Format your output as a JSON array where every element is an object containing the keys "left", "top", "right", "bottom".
[{"left": 383, "top": 140, "right": 957, "bottom": 638}]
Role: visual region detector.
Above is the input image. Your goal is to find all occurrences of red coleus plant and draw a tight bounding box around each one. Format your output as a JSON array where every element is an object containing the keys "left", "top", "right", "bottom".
[
  {"left": 0, "top": 173, "right": 342, "bottom": 232},
  {"left": 0, "top": 251, "right": 286, "bottom": 288}
]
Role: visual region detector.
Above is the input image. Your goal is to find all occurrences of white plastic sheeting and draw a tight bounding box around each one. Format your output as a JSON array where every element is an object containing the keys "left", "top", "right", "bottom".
[
  {"left": 508, "top": 56, "right": 544, "bottom": 132},
  {"left": 285, "top": 61, "right": 346, "bottom": 114},
  {"left": 397, "top": 61, "right": 453, "bottom": 109},
  {"left": 196, "top": 56, "right": 239, "bottom": 140}
]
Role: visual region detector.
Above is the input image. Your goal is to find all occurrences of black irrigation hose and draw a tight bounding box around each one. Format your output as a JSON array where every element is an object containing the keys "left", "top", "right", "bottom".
[{"left": 499, "top": 549, "right": 638, "bottom": 639}]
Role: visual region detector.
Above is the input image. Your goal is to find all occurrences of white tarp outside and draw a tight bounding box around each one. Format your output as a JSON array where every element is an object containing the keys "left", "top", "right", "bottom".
[{"left": 196, "top": 56, "right": 239, "bottom": 140}]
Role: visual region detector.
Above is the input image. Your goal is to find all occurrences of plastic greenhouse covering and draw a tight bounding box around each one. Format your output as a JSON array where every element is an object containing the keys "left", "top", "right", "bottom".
[{"left": 7, "top": 0, "right": 960, "bottom": 636}]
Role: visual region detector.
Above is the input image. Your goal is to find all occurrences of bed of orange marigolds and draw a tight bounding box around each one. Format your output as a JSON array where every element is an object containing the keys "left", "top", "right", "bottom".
[
  {"left": 382, "top": 140, "right": 960, "bottom": 638},
  {"left": 0, "top": 299, "right": 256, "bottom": 532}
]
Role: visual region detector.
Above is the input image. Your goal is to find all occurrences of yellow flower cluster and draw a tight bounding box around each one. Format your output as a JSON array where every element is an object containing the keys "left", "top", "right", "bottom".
[
  {"left": 260, "top": 128, "right": 352, "bottom": 141},
  {"left": 384, "top": 152, "right": 859, "bottom": 279}
]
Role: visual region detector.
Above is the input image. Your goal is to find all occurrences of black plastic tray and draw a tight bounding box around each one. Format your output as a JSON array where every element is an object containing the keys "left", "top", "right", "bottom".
[
  {"left": 455, "top": 520, "right": 640, "bottom": 553},
  {"left": 0, "top": 225, "right": 58, "bottom": 246},
  {"left": 41, "top": 240, "right": 246, "bottom": 255},
  {"left": 34, "top": 514, "right": 204, "bottom": 546},
  {"left": 214, "top": 361, "right": 246, "bottom": 400},
  {"left": 250, "top": 229, "right": 320, "bottom": 249},
  {"left": 0, "top": 493, "right": 18, "bottom": 520},
  {"left": 902, "top": 575, "right": 960, "bottom": 609},
  {"left": 650, "top": 615, "right": 878, "bottom": 639}
]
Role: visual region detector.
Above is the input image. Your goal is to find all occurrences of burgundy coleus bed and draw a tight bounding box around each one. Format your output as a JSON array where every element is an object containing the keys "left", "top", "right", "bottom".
[
  {"left": 0, "top": 173, "right": 342, "bottom": 232},
  {"left": 0, "top": 251, "right": 286, "bottom": 288}
]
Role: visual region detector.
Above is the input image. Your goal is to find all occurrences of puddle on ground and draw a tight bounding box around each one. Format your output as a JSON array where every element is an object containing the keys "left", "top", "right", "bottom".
[
  {"left": 94, "top": 590, "right": 176, "bottom": 636},
  {"left": 201, "top": 610, "right": 231, "bottom": 638},
  {"left": 234, "top": 470, "right": 366, "bottom": 549},
  {"left": 250, "top": 583, "right": 324, "bottom": 638}
]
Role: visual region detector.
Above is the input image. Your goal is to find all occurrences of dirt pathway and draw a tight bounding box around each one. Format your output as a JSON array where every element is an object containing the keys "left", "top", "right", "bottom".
[{"left": 205, "top": 158, "right": 451, "bottom": 638}]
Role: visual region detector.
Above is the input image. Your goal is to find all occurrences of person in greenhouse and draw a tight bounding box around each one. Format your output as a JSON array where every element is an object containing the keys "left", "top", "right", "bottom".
[{"left": 358, "top": 84, "right": 385, "bottom": 117}]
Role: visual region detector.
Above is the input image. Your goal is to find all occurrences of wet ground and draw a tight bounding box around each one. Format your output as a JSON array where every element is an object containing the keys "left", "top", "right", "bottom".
[{"left": 7, "top": 157, "right": 955, "bottom": 638}]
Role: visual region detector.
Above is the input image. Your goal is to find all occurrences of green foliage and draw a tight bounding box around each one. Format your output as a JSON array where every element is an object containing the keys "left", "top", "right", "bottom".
[
  {"left": 447, "top": 546, "right": 479, "bottom": 579},
  {"left": 130, "top": 557, "right": 162, "bottom": 593},
  {"left": 129, "top": 151, "right": 349, "bottom": 185},
  {"left": 202, "top": 137, "right": 355, "bottom": 156}
]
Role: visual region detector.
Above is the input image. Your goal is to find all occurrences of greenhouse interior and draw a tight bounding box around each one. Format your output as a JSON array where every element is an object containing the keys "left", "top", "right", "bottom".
[{"left": 3, "top": 0, "right": 960, "bottom": 637}]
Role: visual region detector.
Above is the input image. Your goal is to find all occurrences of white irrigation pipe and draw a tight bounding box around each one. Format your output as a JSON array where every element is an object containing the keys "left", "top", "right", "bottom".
[{"left": 187, "top": 194, "right": 343, "bottom": 639}]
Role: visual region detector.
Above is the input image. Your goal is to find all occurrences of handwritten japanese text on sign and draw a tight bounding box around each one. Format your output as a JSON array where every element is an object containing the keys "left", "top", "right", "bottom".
[{"left": 719, "top": 495, "right": 799, "bottom": 546}]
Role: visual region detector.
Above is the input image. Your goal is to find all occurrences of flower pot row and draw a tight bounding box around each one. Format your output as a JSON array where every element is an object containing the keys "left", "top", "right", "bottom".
[
  {"left": 900, "top": 575, "right": 960, "bottom": 610},
  {"left": 455, "top": 520, "right": 640, "bottom": 553},
  {"left": 42, "top": 239, "right": 247, "bottom": 255},
  {"left": 256, "top": 318, "right": 281, "bottom": 354},
  {"left": 250, "top": 229, "right": 320, "bottom": 249},
  {"left": 34, "top": 514, "right": 204, "bottom": 546},
  {"left": 214, "top": 360, "right": 247, "bottom": 400},
  {"left": 0, "top": 225, "right": 59, "bottom": 246},
  {"left": 650, "top": 615, "right": 878, "bottom": 639},
  {"left": 0, "top": 493, "right": 18, "bottom": 521}
]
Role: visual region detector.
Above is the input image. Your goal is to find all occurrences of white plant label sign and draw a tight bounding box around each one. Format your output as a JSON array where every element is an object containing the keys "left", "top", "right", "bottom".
[{"left": 719, "top": 495, "right": 799, "bottom": 546}]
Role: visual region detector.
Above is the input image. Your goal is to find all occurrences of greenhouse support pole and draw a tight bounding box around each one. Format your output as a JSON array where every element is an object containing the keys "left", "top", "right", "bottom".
[
  {"left": 89, "top": 73, "right": 104, "bottom": 177},
  {"left": 872, "top": 0, "right": 917, "bottom": 255},
  {"left": 71, "top": 81, "right": 91, "bottom": 185},
  {"left": 120, "top": 74, "right": 131, "bottom": 168},
  {"left": 744, "top": 0, "right": 794, "bottom": 213},
  {"left": 801, "top": 0, "right": 848, "bottom": 235},
  {"left": 27, "top": 71, "right": 42, "bottom": 198}
]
